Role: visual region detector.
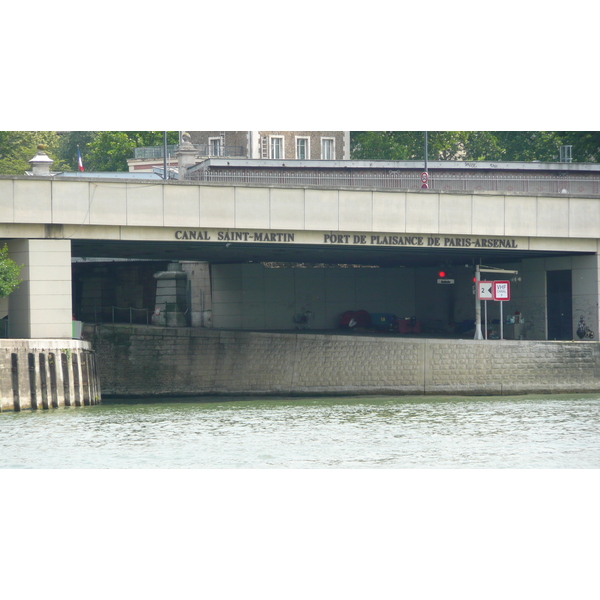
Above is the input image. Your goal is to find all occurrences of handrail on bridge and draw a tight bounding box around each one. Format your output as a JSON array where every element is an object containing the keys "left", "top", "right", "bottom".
[
  {"left": 184, "top": 171, "right": 600, "bottom": 195},
  {"left": 134, "top": 144, "right": 246, "bottom": 159}
]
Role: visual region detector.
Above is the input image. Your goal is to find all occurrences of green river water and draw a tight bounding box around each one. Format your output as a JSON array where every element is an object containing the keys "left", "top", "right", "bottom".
[
  {"left": 3, "top": 393, "right": 599, "bottom": 600},
  {"left": 2, "top": 393, "right": 600, "bottom": 468}
]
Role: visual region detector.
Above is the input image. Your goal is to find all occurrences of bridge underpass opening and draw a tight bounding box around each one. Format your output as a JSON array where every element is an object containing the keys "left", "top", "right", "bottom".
[{"left": 69, "top": 238, "right": 593, "bottom": 340}]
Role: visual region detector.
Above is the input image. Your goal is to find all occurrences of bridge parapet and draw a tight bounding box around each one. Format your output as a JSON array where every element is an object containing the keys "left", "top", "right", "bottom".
[{"left": 2, "top": 176, "right": 600, "bottom": 241}]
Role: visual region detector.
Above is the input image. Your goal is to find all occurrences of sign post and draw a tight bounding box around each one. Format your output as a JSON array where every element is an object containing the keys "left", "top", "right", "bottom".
[
  {"left": 493, "top": 280, "right": 511, "bottom": 339},
  {"left": 478, "top": 281, "right": 494, "bottom": 339},
  {"left": 493, "top": 280, "right": 511, "bottom": 301},
  {"left": 474, "top": 265, "right": 483, "bottom": 339},
  {"left": 474, "top": 267, "right": 518, "bottom": 340},
  {"left": 478, "top": 281, "right": 494, "bottom": 300}
]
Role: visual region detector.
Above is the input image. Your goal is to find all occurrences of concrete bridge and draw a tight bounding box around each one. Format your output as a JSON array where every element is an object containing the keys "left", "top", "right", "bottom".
[{"left": 1, "top": 175, "right": 599, "bottom": 341}]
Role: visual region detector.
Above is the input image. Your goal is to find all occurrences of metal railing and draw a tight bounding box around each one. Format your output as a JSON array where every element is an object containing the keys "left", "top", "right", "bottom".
[
  {"left": 81, "top": 306, "right": 192, "bottom": 326},
  {"left": 80, "top": 306, "right": 152, "bottom": 325},
  {"left": 134, "top": 144, "right": 246, "bottom": 160},
  {"left": 134, "top": 145, "right": 179, "bottom": 159},
  {"left": 186, "top": 170, "right": 600, "bottom": 194},
  {"left": 430, "top": 174, "right": 600, "bottom": 195},
  {"left": 192, "top": 144, "right": 245, "bottom": 157}
]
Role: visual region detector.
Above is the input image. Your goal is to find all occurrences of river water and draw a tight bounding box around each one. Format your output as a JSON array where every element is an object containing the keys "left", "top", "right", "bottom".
[{"left": 2, "top": 393, "right": 600, "bottom": 468}]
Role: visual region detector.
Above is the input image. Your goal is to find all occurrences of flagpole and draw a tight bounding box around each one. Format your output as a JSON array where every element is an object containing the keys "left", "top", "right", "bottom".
[{"left": 77, "top": 145, "right": 84, "bottom": 172}]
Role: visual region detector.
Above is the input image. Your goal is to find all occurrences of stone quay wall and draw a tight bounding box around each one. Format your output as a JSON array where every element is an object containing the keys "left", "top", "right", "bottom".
[
  {"left": 87, "top": 324, "right": 600, "bottom": 398},
  {"left": 0, "top": 340, "right": 101, "bottom": 411}
]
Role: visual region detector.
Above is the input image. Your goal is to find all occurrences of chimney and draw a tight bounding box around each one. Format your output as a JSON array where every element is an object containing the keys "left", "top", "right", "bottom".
[{"left": 28, "top": 145, "right": 54, "bottom": 176}]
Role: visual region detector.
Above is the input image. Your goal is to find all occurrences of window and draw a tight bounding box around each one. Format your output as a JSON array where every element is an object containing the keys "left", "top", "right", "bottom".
[
  {"left": 209, "top": 137, "right": 221, "bottom": 157},
  {"left": 321, "top": 138, "right": 335, "bottom": 160},
  {"left": 270, "top": 136, "right": 284, "bottom": 159},
  {"left": 296, "top": 137, "right": 309, "bottom": 160}
]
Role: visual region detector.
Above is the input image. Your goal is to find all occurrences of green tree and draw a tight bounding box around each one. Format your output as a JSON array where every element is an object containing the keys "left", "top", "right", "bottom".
[
  {"left": 556, "top": 132, "right": 600, "bottom": 162},
  {"left": 351, "top": 132, "right": 426, "bottom": 160},
  {"left": 57, "top": 131, "right": 97, "bottom": 171},
  {"left": 83, "top": 131, "right": 179, "bottom": 171},
  {"left": 456, "top": 132, "right": 504, "bottom": 161},
  {"left": 351, "top": 131, "right": 499, "bottom": 161},
  {"left": 350, "top": 131, "right": 600, "bottom": 163},
  {"left": 0, "top": 244, "right": 22, "bottom": 298},
  {"left": 5, "top": 131, "right": 181, "bottom": 173},
  {"left": 84, "top": 131, "right": 137, "bottom": 171},
  {"left": 0, "top": 131, "right": 68, "bottom": 174},
  {"left": 491, "top": 131, "right": 563, "bottom": 162}
]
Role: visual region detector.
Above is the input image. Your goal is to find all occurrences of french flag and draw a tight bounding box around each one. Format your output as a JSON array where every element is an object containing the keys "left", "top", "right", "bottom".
[{"left": 77, "top": 146, "right": 84, "bottom": 171}]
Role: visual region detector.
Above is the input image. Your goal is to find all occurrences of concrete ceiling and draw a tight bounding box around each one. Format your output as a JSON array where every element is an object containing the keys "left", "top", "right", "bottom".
[{"left": 69, "top": 238, "right": 587, "bottom": 268}]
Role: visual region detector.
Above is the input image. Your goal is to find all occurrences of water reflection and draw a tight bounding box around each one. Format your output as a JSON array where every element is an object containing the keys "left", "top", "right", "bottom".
[{"left": 2, "top": 394, "right": 600, "bottom": 468}]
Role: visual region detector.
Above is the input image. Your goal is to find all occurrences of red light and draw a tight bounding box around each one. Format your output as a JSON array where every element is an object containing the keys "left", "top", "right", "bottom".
[{"left": 438, "top": 270, "right": 446, "bottom": 278}]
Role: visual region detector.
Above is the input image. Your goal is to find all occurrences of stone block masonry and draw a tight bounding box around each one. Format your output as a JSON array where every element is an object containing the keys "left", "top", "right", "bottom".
[
  {"left": 86, "top": 324, "right": 600, "bottom": 398},
  {"left": 0, "top": 340, "right": 101, "bottom": 411}
]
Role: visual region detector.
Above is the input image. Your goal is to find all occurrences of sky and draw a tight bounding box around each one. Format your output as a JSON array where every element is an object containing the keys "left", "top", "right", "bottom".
[{"left": 3, "top": 3, "right": 596, "bottom": 133}]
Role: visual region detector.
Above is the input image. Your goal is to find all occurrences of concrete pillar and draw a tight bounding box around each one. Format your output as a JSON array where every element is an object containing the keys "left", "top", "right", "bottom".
[
  {"left": 0, "top": 297, "right": 7, "bottom": 338},
  {"left": 0, "top": 348, "right": 13, "bottom": 410},
  {"left": 7, "top": 239, "right": 73, "bottom": 339},
  {"left": 176, "top": 132, "right": 197, "bottom": 181},
  {"left": 572, "top": 253, "right": 600, "bottom": 340},
  {"left": 181, "top": 261, "right": 212, "bottom": 327},
  {"left": 152, "top": 262, "right": 188, "bottom": 327},
  {"left": 249, "top": 131, "right": 260, "bottom": 158}
]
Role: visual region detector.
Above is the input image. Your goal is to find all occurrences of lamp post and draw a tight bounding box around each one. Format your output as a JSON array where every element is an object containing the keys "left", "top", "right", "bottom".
[
  {"left": 421, "top": 131, "right": 429, "bottom": 189},
  {"left": 163, "top": 131, "right": 168, "bottom": 180},
  {"left": 474, "top": 264, "right": 483, "bottom": 339}
]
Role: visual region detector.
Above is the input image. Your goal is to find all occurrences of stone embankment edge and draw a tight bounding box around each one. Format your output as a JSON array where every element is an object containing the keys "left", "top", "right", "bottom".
[
  {"left": 86, "top": 324, "right": 600, "bottom": 399},
  {"left": 1, "top": 339, "right": 101, "bottom": 411}
]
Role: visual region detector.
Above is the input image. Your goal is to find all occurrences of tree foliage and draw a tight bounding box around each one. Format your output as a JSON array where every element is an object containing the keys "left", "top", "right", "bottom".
[
  {"left": 555, "top": 132, "right": 600, "bottom": 162},
  {"left": 57, "top": 131, "right": 96, "bottom": 171},
  {"left": 351, "top": 131, "right": 504, "bottom": 161},
  {"left": 3, "top": 131, "right": 600, "bottom": 173},
  {"left": 0, "top": 131, "right": 68, "bottom": 174},
  {"left": 0, "top": 244, "right": 22, "bottom": 298},
  {"left": 491, "top": 131, "right": 563, "bottom": 162},
  {"left": 0, "top": 131, "right": 180, "bottom": 174},
  {"left": 351, "top": 132, "right": 422, "bottom": 160},
  {"left": 351, "top": 131, "right": 600, "bottom": 163},
  {"left": 58, "top": 131, "right": 179, "bottom": 172}
]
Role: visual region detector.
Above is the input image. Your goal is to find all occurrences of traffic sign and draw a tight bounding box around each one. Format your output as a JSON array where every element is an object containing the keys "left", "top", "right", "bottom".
[
  {"left": 478, "top": 281, "right": 493, "bottom": 300},
  {"left": 493, "top": 280, "right": 510, "bottom": 301},
  {"left": 421, "top": 172, "right": 429, "bottom": 183}
]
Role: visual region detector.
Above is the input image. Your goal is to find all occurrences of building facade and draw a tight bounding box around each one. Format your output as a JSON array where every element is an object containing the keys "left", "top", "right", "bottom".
[
  {"left": 187, "top": 131, "right": 350, "bottom": 160},
  {"left": 126, "top": 131, "right": 351, "bottom": 173}
]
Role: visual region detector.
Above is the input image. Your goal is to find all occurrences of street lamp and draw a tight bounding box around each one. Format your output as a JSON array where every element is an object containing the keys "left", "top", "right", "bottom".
[
  {"left": 421, "top": 131, "right": 429, "bottom": 189},
  {"left": 163, "top": 131, "right": 168, "bottom": 180}
]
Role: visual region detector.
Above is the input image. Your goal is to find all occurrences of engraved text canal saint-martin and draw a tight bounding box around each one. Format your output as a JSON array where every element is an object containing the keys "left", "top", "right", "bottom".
[{"left": 174, "top": 230, "right": 519, "bottom": 249}]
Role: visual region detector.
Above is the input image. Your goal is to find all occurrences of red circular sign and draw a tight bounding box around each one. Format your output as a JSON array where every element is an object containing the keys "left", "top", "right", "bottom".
[{"left": 421, "top": 172, "right": 428, "bottom": 183}]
